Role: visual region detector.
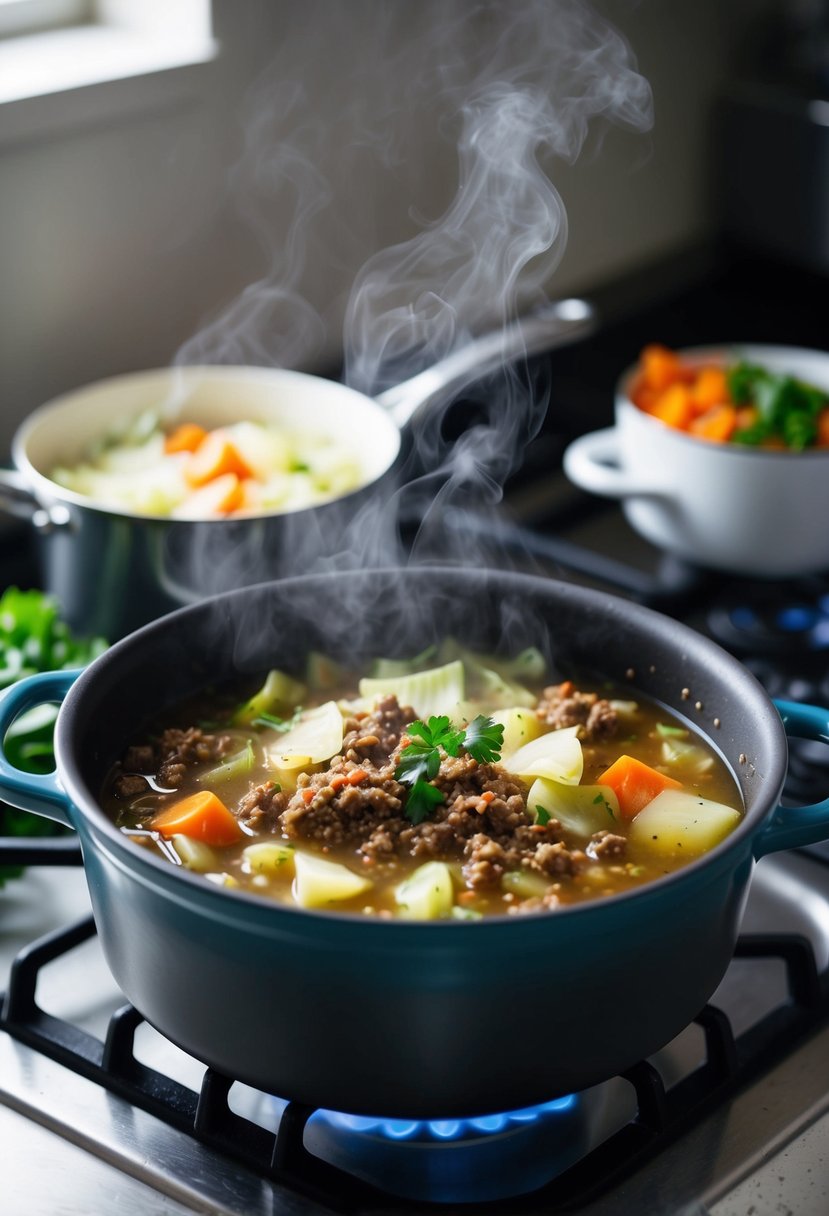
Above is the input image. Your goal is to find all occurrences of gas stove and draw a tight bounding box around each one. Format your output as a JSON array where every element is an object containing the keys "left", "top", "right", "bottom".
[{"left": 3, "top": 249, "right": 829, "bottom": 1214}]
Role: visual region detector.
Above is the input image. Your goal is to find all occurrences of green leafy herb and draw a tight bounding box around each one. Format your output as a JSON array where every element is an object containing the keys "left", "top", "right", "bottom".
[
  {"left": 535, "top": 805, "right": 552, "bottom": 826},
  {"left": 728, "top": 360, "right": 828, "bottom": 450},
  {"left": 462, "top": 715, "right": 506, "bottom": 764},
  {"left": 395, "top": 714, "right": 504, "bottom": 824},
  {"left": 404, "top": 779, "right": 447, "bottom": 825},
  {"left": 0, "top": 588, "right": 107, "bottom": 886},
  {"left": 395, "top": 716, "right": 464, "bottom": 788}
]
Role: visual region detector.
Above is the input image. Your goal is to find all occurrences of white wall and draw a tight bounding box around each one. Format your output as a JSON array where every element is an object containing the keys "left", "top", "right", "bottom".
[{"left": 0, "top": 0, "right": 745, "bottom": 452}]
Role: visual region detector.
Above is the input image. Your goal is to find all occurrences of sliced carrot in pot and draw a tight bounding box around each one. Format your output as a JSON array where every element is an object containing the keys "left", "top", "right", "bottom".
[
  {"left": 164, "top": 423, "right": 208, "bottom": 454},
  {"left": 186, "top": 430, "right": 254, "bottom": 487},
  {"left": 596, "top": 755, "right": 682, "bottom": 820},
  {"left": 151, "top": 791, "right": 243, "bottom": 846}
]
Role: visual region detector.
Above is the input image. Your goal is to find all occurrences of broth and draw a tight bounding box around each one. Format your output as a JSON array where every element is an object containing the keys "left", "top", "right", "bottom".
[{"left": 102, "top": 647, "right": 743, "bottom": 918}]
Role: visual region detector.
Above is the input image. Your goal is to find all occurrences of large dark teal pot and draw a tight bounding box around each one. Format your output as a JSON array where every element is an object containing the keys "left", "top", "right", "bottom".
[{"left": 0, "top": 568, "right": 827, "bottom": 1119}]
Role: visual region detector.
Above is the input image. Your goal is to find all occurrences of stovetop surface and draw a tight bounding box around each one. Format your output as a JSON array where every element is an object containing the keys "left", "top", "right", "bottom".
[{"left": 3, "top": 246, "right": 829, "bottom": 1214}]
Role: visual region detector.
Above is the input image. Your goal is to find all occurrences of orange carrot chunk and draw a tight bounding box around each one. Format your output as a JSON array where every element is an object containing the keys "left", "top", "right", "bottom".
[
  {"left": 177, "top": 473, "right": 244, "bottom": 516},
  {"left": 164, "top": 423, "right": 208, "bottom": 455},
  {"left": 640, "top": 344, "right": 686, "bottom": 392},
  {"left": 691, "top": 366, "right": 730, "bottom": 413},
  {"left": 650, "top": 383, "right": 694, "bottom": 430},
  {"left": 186, "top": 430, "right": 254, "bottom": 488},
  {"left": 151, "top": 791, "right": 243, "bottom": 846},
  {"left": 596, "top": 755, "right": 682, "bottom": 821},
  {"left": 689, "top": 404, "right": 737, "bottom": 443}
]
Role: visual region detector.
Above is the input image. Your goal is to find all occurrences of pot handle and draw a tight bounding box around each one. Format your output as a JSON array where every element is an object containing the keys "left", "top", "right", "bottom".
[
  {"left": 0, "top": 468, "right": 71, "bottom": 533},
  {"left": 754, "top": 699, "right": 829, "bottom": 858},
  {"left": 562, "top": 428, "right": 666, "bottom": 499},
  {"left": 375, "top": 298, "right": 596, "bottom": 429},
  {"left": 0, "top": 669, "right": 80, "bottom": 828}
]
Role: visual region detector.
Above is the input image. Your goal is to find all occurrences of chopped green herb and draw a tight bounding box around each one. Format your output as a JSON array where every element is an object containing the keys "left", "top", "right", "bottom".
[
  {"left": 462, "top": 715, "right": 506, "bottom": 764},
  {"left": 395, "top": 714, "right": 504, "bottom": 824},
  {"left": 404, "top": 779, "right": 446, "bottom": 825},
  {"left": 727, "top": 360, "right": 828, "bottom": 450},
  {"left": 535, "top": 805, "right": 552, "bottom": 826},
  {"left": 0, "top": 588, "right": 107, "bottom": 887}
]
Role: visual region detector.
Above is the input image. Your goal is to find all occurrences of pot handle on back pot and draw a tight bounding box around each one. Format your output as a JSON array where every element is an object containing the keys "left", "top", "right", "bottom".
[
  {"left": 562, "top": 428, "right": 666, "bottom": 499},
  {"left": 0, "top": 669, "right": 79, "bottom": 827},
  {"left": 376, "top": 298, "right": 597, "bottom": 430},
  {"left": 754, "top": 700, "right": 829, "bottom": 858}
]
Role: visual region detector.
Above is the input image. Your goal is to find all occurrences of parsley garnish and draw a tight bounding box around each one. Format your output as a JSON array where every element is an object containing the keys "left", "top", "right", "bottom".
[
  {"left": 395, "top": 714, "right": 505, "bottom": 825},
  {"left": 462, "top": 715, "right": 506, "bottom": 764},
  {"left": 535, "top": 805, "right": 552, "bottom": 826},
  {"left": 405, "top": 780, "right": 447, "bottom": 825}
]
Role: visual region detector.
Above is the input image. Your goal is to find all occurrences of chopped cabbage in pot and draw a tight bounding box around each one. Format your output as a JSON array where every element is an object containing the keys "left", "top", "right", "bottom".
[{"left": 51, "top": 415, "right": 363, "bottom": 519}]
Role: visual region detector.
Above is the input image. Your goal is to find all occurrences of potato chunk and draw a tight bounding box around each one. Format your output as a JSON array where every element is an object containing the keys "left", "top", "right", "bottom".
[
  {"left": 630, "top": 790, "right": 741, "bottom": 858},
  {"left": 395, "top": 861, "right": 455, "bottom": 920},
  {"left": 293, "top": 852, "right": 373, "bottom": 908},
  {"left": 242, "top": 841, "right": 295, "bottom": 876}
]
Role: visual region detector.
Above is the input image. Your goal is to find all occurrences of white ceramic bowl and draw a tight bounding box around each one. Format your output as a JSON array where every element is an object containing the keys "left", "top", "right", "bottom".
[{"left": 562, "top": 344, "right": 829, "bottom": 578}]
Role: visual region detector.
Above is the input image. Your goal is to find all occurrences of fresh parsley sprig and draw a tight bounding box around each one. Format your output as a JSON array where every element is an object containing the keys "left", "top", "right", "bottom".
[
  {"left": 394, "top": 714, "right": 505, "bottom": 825},
  {"left": 462, "top": 715, "right": 506, "bottom": 764}
]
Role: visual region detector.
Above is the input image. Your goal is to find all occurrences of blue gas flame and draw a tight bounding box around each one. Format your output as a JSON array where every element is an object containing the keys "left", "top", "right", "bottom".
[{"left": 318, "top": 1094, "right": 576, "bottom": 1143}]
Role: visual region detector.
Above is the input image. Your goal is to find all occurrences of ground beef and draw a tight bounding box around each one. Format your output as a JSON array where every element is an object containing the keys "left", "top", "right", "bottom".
[
  {"left": 155, "top": 727, "right": 236, "bottom": 789},
  {"left": 237, "top": 781, "right": 289, "bottom": 831},
  {"left": 588, "top": 830, "right": 627, "bottom": 859},
  {"left": 339, "top": 695, "right": 416, "bottom": 769},
  {"left": 111, "top": 773, "right": 150, "bottom": 799},
  {"left": 535, "top": 680, "right": 619, "bottom": 742},
  {"left": 280, "top": 758, "right": 406, "bottom": 848}
]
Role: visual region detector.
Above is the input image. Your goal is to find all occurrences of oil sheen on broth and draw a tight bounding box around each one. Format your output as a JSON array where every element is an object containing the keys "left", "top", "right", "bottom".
[{"left": 103, "top": 646, "right": 743, "bottom": 919}]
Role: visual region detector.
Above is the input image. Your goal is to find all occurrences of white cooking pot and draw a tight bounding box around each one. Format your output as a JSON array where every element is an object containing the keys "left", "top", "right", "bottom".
[{"left": 563, "top": 344, "right": 829, "bottom": 578}]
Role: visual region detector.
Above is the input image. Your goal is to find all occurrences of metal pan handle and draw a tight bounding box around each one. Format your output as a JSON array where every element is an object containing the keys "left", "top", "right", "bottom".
[
  {"left": 375, "top": 298, "right": 596, "bottom": 430},
  {"left": 0, "top": 468, "right": 71, "bottom": 533},
  {"left": 753, "top": 699, "right": 829, "bottom": 858},
  {"left": 0, "top": 669, "right": 80, "bottom": 827}
]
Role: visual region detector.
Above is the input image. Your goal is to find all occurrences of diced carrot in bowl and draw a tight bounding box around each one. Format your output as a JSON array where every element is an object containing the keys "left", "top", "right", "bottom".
[
  {"left": 641, "top": 344, "right": 688, "bottom": 392},
  {"left": 651, "top": 383, "right": 694, "bottom": 430},
  {"left": 691, "top": 366, "right": 729, "bottom": 413},
  {"left": 689, "top": 404, "right": 737, "bottom": 443}
]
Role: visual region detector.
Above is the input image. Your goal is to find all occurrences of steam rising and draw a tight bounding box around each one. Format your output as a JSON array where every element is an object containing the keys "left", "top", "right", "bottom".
[{"left": 170, "top": 0, "right": 653, "bottom": 646}]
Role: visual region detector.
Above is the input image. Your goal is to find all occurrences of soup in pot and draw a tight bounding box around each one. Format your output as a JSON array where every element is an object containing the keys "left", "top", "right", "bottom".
[{"left": 103, "top": 644, "right": 743, "bottom": 918}]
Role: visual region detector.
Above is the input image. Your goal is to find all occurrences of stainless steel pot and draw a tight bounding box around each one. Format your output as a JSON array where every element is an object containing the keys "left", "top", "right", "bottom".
[
  {"left": 0, "top": 300, "right": 594, "bottom": 638},
  {"left": 0, "top": 567, "right": 827, "bottom": 1119}
]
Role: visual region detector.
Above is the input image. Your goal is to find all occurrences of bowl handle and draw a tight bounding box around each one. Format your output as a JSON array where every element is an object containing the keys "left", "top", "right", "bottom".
[
  {"left": 562, "top": 428, "right": 665, "bottom": 499},
  {"left": 754, "top": 699, "right": 829, "bottom": 858},
  {"left": 0, "top": 670, "right": 80, "bottom": 828}
]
